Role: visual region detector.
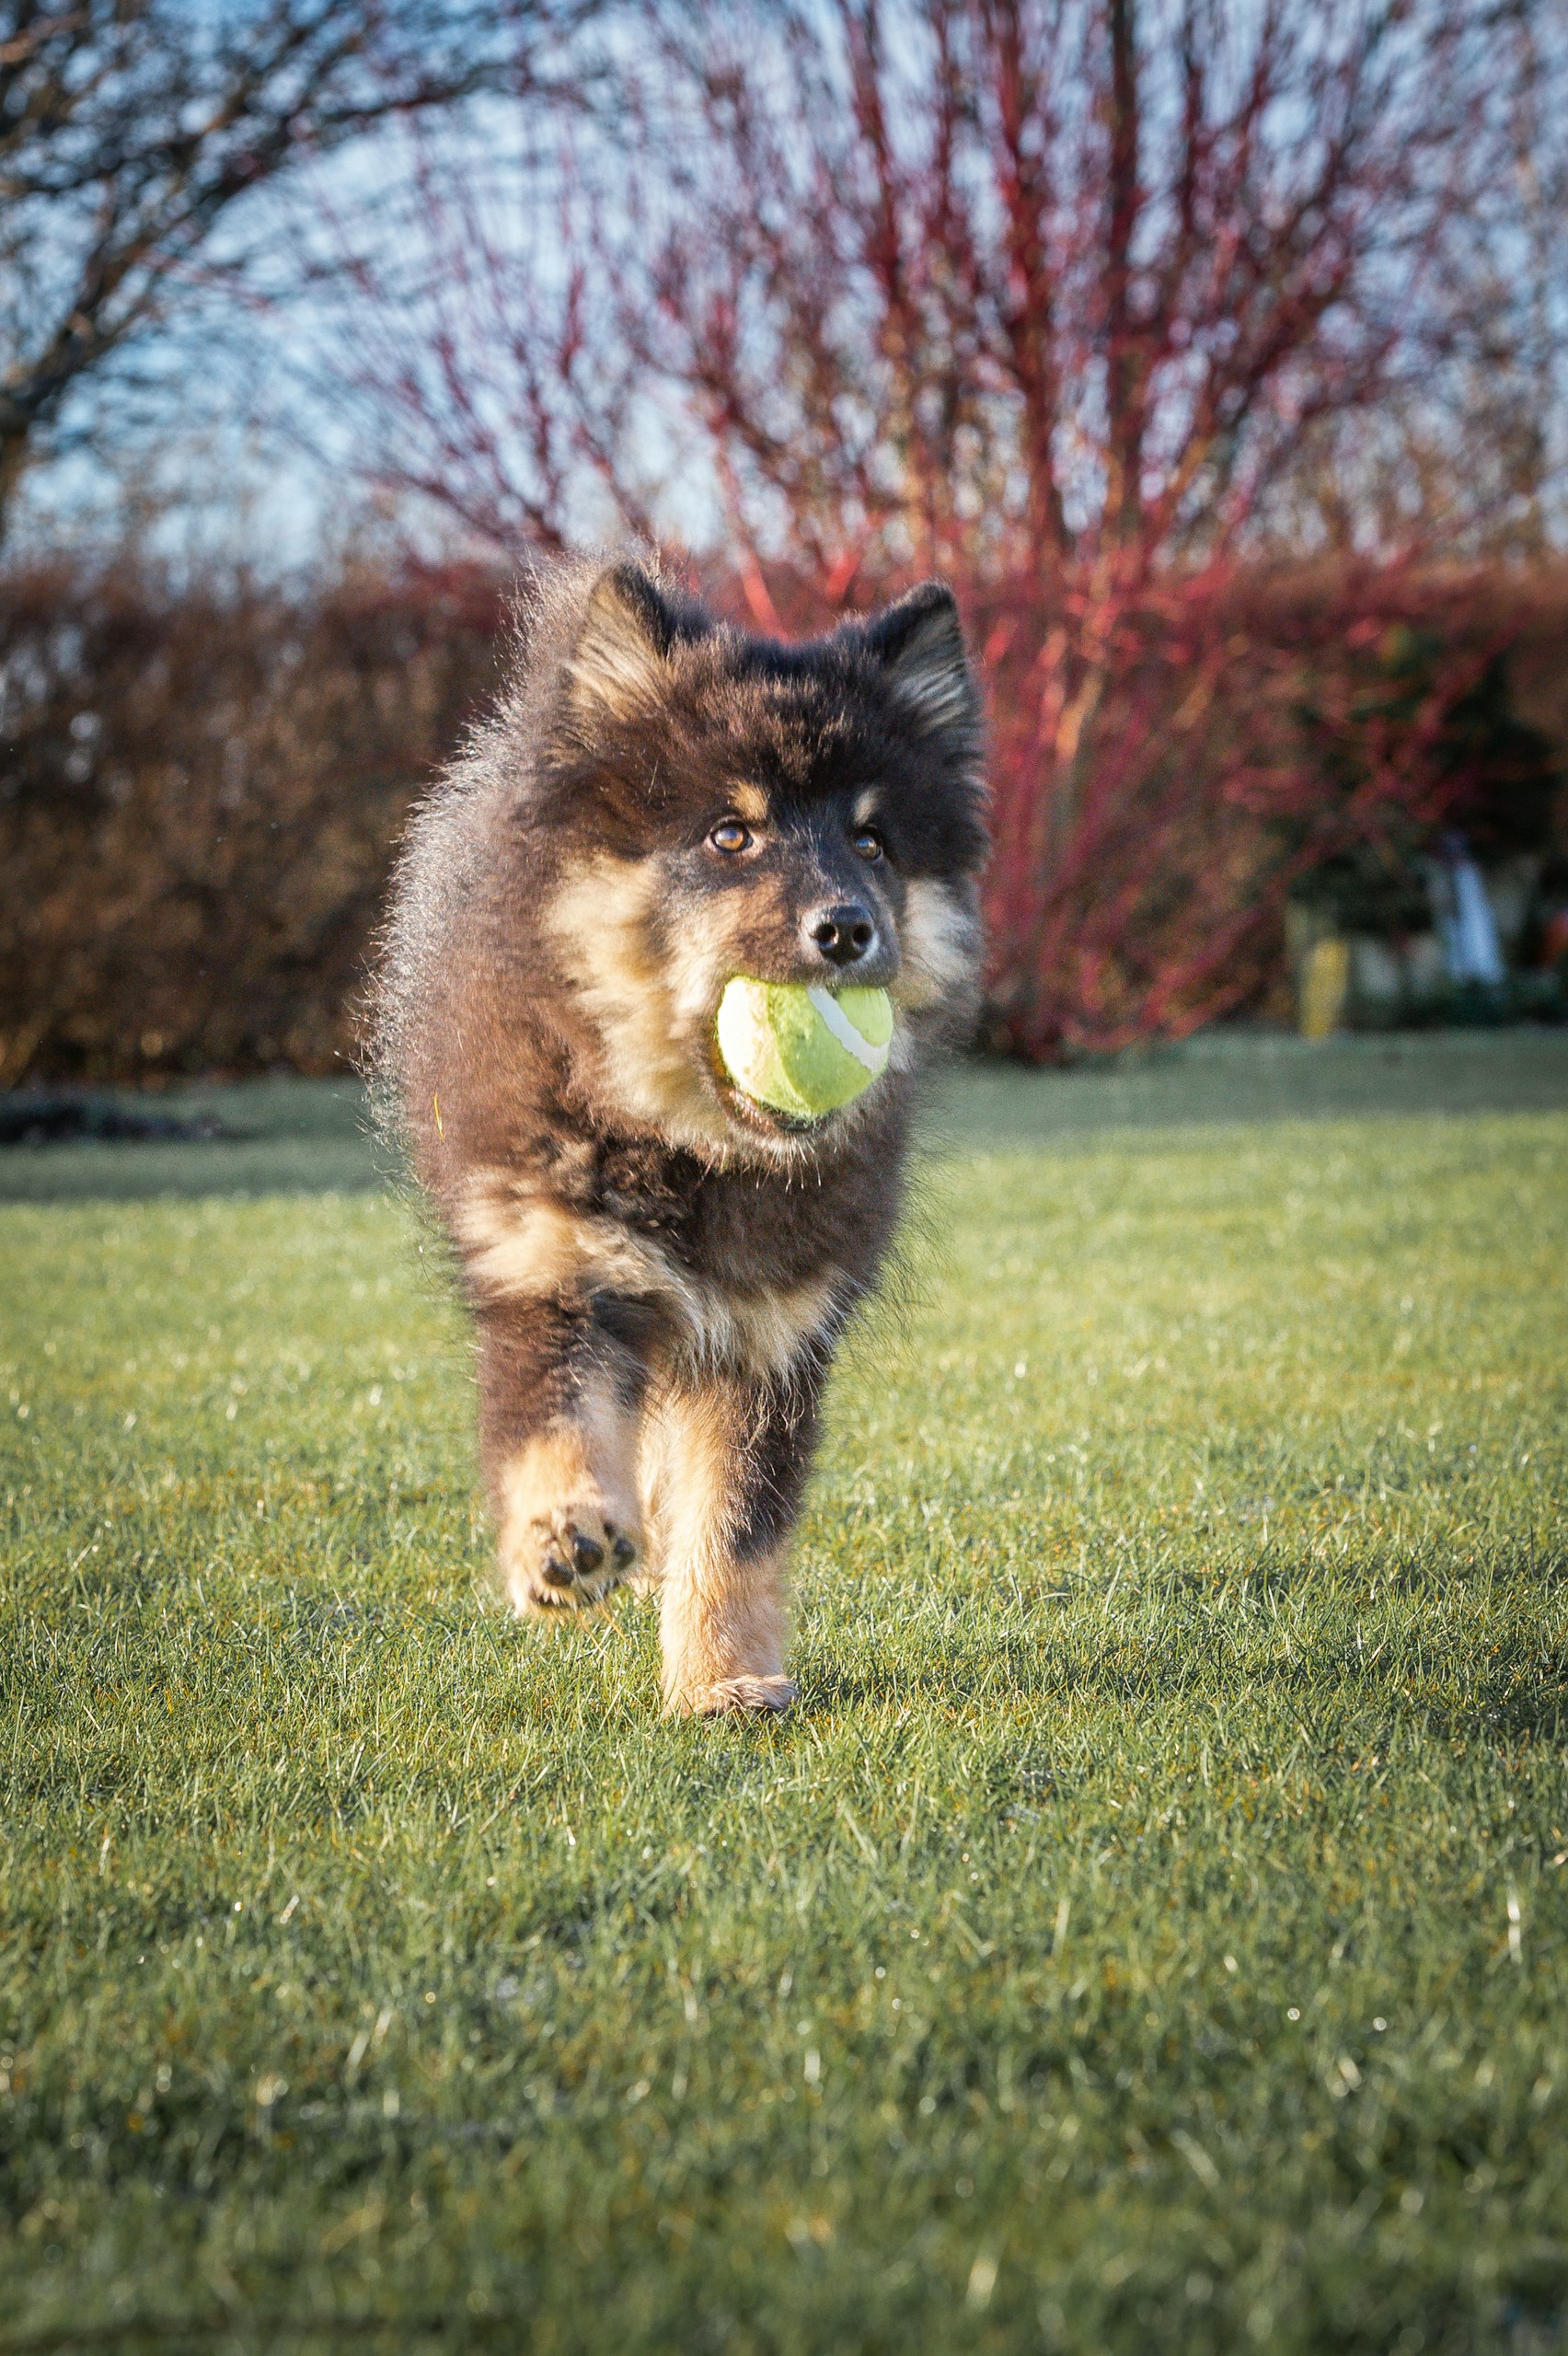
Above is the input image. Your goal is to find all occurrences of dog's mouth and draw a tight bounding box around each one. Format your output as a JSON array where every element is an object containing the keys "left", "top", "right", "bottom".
[
  {"left": 709, "top": 1051, "right": 839, "bottom": 1141},
  {"left": 706, "top": 975, "right": 894, "bottom": 1147}
]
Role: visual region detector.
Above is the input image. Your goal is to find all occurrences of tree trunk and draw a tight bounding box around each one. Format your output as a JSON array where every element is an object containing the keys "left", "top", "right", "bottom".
[
  {"left": 0, "top": 428, "right": 29, "bottom": 555},
  {"left": 1104, "top": 0, "right": 1144, "bottom": 546}
]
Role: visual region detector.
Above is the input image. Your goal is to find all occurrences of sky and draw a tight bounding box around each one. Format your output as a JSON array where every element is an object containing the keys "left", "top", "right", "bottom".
[
  {"left": 13, "top": 17, "right": 715, "bottom": 576},
  {"left": 14, "top": 0, "right": 1568, "bottom": 575}
]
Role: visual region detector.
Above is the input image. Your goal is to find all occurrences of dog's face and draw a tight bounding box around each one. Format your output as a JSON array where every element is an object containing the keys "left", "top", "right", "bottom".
[{"left": 537, "top": 565, "right": 987, "bottom": 1161}]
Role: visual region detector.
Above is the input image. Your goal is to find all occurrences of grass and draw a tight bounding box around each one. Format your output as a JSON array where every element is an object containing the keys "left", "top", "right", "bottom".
[{"left": 3, "top": 1052, "right": 1567, "bottom": 2353}]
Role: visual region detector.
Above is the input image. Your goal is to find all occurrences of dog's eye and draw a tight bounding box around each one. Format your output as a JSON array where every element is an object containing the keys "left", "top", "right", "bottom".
[
  {"left": 851, "top": 826, "right": 885, "bottom": 863},
  {"left": 709, "top": 818, "right": 752, "bottom": 855}
]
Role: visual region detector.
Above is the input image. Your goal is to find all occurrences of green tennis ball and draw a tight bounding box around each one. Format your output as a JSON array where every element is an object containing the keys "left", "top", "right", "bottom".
[{"left": 716, "top": 979, "right": 894, "bottom": 1121}]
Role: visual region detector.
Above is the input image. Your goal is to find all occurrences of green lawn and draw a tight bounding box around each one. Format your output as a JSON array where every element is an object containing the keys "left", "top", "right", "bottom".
[{"left": 3, "top": 1051, "right": 1567, "bottom": 2353}]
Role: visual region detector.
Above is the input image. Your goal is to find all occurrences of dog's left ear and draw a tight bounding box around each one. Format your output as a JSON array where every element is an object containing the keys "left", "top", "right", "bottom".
[
  {"left": 861, "top": 582, "right": 980, "bottom": 756},
  {"left": 566, "top": 562, "right": 679, "bottom": 728}
]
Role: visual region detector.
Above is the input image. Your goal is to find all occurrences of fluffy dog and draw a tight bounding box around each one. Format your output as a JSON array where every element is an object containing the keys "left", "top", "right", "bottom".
[{"left": 372, "top": 558, "right": 986, "bottom": 1715}]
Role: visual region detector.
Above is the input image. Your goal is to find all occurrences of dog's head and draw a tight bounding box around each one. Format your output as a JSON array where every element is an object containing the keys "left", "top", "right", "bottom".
[{"left": 536, "top": 561, "right": 987, "bottom": 1161}]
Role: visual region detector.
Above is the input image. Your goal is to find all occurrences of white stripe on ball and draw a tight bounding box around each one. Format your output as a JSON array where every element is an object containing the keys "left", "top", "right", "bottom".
[{"left": 806, "top": 986, "right": 889, "bottom": 1074}]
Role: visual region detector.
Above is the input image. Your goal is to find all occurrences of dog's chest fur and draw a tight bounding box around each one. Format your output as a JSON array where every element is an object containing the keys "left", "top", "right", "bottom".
[{"left": 457, "top": 1102, "right": 903, "bottom": 1384}]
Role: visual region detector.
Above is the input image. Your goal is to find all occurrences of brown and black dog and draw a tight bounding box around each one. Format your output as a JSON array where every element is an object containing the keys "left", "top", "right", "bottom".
[{"left": 372, "top": 557, "right": 986, "bottom": 1715}]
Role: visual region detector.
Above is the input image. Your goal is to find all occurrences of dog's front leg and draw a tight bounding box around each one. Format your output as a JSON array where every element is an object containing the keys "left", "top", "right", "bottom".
[
  {"left": 476, "top": 1299, "right": 646, "bottom": 1614},
  {"left": 650, "top": 1369, "right": 822, "bottom": 1717}
]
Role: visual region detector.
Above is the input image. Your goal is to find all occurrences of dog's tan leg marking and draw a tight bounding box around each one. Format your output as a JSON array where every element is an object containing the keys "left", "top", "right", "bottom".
[
  {"left": 496, "top": 1383, "right": 641, "bottom": 1617},
  {"left": 644, "top": 1383, "right": 795, "bottom": 1718}
]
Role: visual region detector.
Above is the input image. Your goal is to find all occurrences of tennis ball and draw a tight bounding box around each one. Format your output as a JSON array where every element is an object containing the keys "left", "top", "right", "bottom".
[{"left": 716, "top": 978, "right": 894, "bottom": 1120}]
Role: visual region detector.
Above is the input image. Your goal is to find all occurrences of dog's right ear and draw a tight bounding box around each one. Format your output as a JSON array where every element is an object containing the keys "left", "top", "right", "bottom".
[{"left": 564, "top": 563, "right": 678, "bottom": 730}]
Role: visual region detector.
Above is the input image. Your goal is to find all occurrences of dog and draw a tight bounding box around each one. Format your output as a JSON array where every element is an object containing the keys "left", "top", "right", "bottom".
[{"left": 372, "top": 558, "right": 986, "bottom": 1715}]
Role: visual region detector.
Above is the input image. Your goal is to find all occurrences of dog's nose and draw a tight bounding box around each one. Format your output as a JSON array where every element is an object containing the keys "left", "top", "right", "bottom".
[{"left": 805, "top": 903, "right": 876, "bottom": 967}]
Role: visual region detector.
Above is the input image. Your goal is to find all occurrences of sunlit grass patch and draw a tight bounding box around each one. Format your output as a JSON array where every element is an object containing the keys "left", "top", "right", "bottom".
[{"left": 2, "top": 1096, "right": 1565, "bottom": 2354}]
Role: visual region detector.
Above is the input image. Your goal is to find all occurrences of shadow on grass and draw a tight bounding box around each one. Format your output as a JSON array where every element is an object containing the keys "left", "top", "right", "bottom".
[
  {"left": 926, "top": 1027, "right": 1568, "bottom": 1155},
  {"left": 0, "top": 2311, "right": 533, "bottom": 2353},
  {"left": 4, "top": 1030, "right": 1566, "bottom": 1203},
  {"left": 0, "top": 1078, "right": 385, "bottom": 1204}
]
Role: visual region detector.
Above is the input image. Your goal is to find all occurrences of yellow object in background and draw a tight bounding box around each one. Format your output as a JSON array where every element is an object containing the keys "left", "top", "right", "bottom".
[{"left": 1299, "top": 936, "right": 1351, "bottom": 1039}]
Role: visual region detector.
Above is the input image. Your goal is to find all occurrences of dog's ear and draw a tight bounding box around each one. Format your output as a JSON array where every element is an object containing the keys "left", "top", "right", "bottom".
[
  {"left": 861, "top": 582, "right": 979, "bottom": 756},
  {"left": 565, "top": 563, "right": 678, "bottom": 727}
]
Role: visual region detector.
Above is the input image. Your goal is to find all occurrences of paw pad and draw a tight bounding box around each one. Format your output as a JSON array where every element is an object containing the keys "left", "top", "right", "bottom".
[{"left": 512, "top": 1509, "right": 640, "bottom": 1613}]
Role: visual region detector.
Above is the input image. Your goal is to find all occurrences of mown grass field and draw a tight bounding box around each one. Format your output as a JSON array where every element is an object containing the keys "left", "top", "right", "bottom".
[{"left": 3, "top": 1046, "right": 1567, "bottom": 2354}]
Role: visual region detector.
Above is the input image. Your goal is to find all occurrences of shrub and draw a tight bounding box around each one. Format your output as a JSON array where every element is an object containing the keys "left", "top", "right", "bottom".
[
  {"left": 973, "top": 563, "right": 1567, "bottom": 1055},
  {"left": 0, "top": 554, "right": 505, "bottom": 1085},
  {"left": 1, "top": 551, "right": 1562, "bottom": 1085}
]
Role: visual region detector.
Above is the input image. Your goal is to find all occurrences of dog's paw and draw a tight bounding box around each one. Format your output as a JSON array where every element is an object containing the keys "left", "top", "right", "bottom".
[
  {"left": 674, "top": 1674, "right": 797, "bottom": 1718},
  {"left": 504, "top": 1503, "right": 639, "bottom": 1615}
]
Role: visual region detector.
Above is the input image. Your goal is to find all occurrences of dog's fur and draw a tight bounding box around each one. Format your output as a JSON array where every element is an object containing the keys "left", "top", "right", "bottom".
[{"left": 371, "top": 558, "right": 986, "bottom": 1715}]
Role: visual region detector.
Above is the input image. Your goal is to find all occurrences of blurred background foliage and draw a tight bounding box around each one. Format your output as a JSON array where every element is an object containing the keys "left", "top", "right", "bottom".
[
  {"left": 0, "top": 555, "right": 505, "bottom": 1082},
  {"left": 3, "top": 0, "right": 1567, "bottom": 1080}
]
